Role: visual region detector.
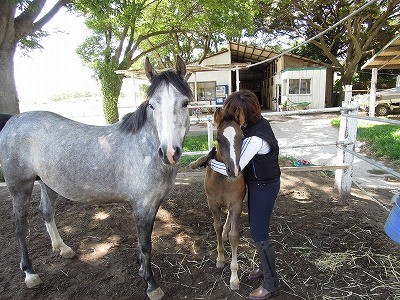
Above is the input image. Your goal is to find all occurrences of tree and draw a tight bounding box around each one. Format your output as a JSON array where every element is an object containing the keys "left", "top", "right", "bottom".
[
  {"left": 255, "top": 0, "right": 400, "bottom": 102},
  {"left": 74, "top": 0, "right": 257, "bottom": 123},
  {"left": 0, "top": 0, "right": 70, "bottom": 114}
]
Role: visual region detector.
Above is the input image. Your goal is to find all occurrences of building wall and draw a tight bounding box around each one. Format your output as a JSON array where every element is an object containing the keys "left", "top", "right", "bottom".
[
  {"left": 281, "top": 67, "right": 327, "bottom": 109},
  {"left": 202, "top": 51, "right": 231, "bottom": 65},
  {"left": 187, "top": 51, "right": 232, "bottom": 105}
]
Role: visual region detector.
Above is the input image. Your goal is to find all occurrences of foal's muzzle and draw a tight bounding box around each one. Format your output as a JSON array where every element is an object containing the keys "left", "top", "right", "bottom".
[
  {"left": 226, "top": 160, "right": 241, "bottom": 178},
  {"left": 159, "top": 145, "right": 182, "bottom": 165}
]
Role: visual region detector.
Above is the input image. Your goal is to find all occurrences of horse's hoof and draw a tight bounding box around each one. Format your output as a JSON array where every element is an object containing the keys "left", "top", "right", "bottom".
[
  {"left": 216, "top": 261, "right": 224, "bottom": 268},
  {"left": 60, "top": 246, "right": 75, "bottom": 258},
  {"left": 25, "top": 273, "right": 43, "bottom": 288},
  {"left": 147, "top": 287, "right": 164, "bottom": 300},
  {"left": 230, "top": 279, "right": 240, "bottom": 291}
]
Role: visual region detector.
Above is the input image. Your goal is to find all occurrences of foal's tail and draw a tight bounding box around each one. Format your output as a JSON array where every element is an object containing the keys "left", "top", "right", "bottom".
[{"left": 0, "top": 113, "right": 13, "bottom": 132}]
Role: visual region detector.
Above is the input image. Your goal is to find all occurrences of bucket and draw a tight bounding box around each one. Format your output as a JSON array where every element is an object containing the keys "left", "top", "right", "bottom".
[{"left": 384, "top": 195, "right": 400, "bottom": 244}]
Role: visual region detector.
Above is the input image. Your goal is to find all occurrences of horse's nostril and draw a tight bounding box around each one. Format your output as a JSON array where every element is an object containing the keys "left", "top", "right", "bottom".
[
  {"left": 158, "top": 147, "right": 163, "bottom": 158},
  {"left": 173, "top": 147, "right": 182, "bottom": 161}
]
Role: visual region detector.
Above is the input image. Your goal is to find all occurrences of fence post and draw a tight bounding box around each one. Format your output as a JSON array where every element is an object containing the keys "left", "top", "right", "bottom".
[
  {"left": 335, "top": 85, "right": 358, "bottom": 198},
  {"left": 207, "top": 116, "right": 214, "bottom": 151}
]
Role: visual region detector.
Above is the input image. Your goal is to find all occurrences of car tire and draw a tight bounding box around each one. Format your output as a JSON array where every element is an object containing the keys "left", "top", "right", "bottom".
[{"left": 376, "top": 104, "right": 389, "bottom": 116}]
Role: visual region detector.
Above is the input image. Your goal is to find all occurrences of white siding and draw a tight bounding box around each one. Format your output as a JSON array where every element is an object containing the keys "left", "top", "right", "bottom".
[{"left": 280, "top": 68, "right": 327, "bottom": 109}]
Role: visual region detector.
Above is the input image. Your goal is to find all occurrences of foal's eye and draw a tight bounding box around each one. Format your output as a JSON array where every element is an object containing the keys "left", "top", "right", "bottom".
[
  {"left": 182, "top": 101, "right": 189, "bottom": 108},
  {"left": 149, "top": 103, "right": 155, "bottom": 110}
]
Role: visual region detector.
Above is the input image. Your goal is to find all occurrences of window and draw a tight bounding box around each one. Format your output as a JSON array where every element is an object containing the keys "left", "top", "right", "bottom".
[
  {"left": 288, "top": 79, "right": 311, "bottom": 94},
  {"left": 189, "top": 82, "right": 216, "bottom": 103}
]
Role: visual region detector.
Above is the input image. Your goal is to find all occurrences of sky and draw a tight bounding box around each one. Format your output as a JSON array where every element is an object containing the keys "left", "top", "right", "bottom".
[{"left": 14, "top": 6, "right": 99, "bottom": 103}]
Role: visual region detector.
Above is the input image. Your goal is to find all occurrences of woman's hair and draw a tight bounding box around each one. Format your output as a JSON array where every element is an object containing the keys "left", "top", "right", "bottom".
[{"left": 222, "top": 90, "right": 261, "bottom": 126}]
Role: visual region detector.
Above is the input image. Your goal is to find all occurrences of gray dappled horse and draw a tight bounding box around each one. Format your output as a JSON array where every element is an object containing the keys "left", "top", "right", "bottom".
[
  {"left": 0, "top": 56, "right": 192, "bottom": 300},
  {"left": 190, "top": 108, "right": 246, "bottom": 290}
]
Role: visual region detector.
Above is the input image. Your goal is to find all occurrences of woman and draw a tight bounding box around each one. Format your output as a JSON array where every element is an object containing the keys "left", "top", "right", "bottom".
[{"left": 209, "top": 90, "right": 281, "bottom": 300}]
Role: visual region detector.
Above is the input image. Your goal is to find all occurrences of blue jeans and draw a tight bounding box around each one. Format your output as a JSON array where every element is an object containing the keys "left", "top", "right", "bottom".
[{"left": 247, "top": 179, "right": 280, "bottom": 242}]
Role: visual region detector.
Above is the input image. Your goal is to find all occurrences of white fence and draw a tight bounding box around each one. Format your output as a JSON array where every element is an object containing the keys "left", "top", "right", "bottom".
[{"left": 185, "top": 85, "right": 400, "bottom": 199}]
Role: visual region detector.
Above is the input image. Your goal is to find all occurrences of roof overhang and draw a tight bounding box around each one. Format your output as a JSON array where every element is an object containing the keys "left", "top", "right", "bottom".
[
  {"left": 229, "top": 41, "right": 279, "bottom": 65},
  {"left": 361, "top": 34, "right": 400, "bottom": 70}
]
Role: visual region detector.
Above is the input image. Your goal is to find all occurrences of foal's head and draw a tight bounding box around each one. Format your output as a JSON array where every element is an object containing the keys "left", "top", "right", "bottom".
[{"left": 214, "top": 108, "right": 244, "bottom": 177}]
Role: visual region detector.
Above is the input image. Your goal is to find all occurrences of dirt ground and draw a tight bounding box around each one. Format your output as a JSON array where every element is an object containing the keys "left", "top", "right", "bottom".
[{"left": 0, "top": 164, "right": 399, "bottom": 300}]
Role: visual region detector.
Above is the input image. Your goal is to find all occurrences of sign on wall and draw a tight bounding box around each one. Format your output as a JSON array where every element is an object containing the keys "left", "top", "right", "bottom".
[{"left": 215, "top": 85, "right": 229, "bottom": 105}]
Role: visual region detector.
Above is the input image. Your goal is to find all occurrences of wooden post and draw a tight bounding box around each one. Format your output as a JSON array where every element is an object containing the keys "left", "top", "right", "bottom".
[
  {"left": 132, "top": 73, "right": 137, "bottom": 109},
  {"left": 335, "top": 85, "right": 358, "bottom": 198},
  {"left": 194, "top": 73, "right": 198, "bottom": 102},
  {"left": 369, "top": 68, "right": 377, "bottom": 117},
  {"left": 235, "top": 67, "right": 240, "bottom": 91}
]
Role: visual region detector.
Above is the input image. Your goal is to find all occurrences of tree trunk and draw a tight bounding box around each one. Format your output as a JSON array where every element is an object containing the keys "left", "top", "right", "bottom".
[
  {"left": 0, "top": 46, "right": 20, "bottom": 114},
  {"left": 337, "top": 72, "right": 354, "bottom": 105},
  {"left": 99, "top": 59, "right": 123, "bottom": 124}
]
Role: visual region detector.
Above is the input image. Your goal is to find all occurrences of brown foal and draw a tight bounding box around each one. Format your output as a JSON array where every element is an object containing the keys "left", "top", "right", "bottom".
[{"left": 191, "top": 108, "right": 246, "bottom": 290}]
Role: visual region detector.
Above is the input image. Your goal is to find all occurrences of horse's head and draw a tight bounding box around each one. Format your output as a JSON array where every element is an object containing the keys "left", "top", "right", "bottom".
[
  {"left": 145, "top": 56, "right": 192, "bottom": 165},
  {"left": 214, "top": 107, "right": 244, "bottom": 177}
]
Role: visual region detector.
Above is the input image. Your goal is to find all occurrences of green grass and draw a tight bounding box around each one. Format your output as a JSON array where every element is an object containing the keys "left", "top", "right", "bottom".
[
  {"left": 331, "top": 118, "right": 400, "bottom": 166},
  {"left": 182, "top": 134, "right": 211, "bottom": 152},
  {"left": 179, "top": 134, "right": 216, "bottom": 169}
]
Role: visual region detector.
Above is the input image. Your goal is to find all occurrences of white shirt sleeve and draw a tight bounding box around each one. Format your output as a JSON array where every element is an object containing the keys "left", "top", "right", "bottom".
[{"left": 209, "top": 136, "right": 271, "bottom": 176}]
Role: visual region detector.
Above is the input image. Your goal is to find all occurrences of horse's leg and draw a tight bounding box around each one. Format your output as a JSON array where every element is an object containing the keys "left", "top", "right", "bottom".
[
  {"left": 38, "top": 182, "right": 75, "bottom": 258},
  {"left": 10, "top": 181, "right": 42, "bottom": 288},
  {"left": 133, "top": 202, "right": 164, "bottom": 300},
  {"left": 209, "top": 202, "right": 225, "bottom": 268},
  {"left": 222, "top": 210, "right": 231, "bottom": 243},
  {"left": 228, "top": 208, "right": 241, "bottom": 290}
]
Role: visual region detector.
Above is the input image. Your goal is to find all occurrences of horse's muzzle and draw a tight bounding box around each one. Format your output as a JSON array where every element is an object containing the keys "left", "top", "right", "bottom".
[
  {"left": 226, "top": 163, "right": 241, "bottom": 178},
  {"left": 159, "top": 145, "right": 182, "bottom": 165}
]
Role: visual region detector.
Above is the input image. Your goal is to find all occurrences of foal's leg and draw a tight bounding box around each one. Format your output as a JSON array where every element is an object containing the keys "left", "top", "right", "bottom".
[
  {"left": 39, "top": 182, "right": 75, "bottom": 258},
  {"left": 133, "top": 200, "right": 164, "bottom": 300},
  {"left": 209, "top": 202, "right": 225, "bottom": 268},
  {"left": 10, "top": 181, "right": 42, "bottom": 288},
  {"left": 228, "top": 208, "right": 241, "bottom": 290},
  {"left": 222, "top": 210, "right": 231, "bottom": 243}
]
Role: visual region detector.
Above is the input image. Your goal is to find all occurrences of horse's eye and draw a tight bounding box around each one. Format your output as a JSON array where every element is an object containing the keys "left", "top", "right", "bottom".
[
  {"left": 149, "top": 103, "right": 154, "bottom": 110},
  {"left": 182, "top": 101, "right": 189, "bottom": 108}
]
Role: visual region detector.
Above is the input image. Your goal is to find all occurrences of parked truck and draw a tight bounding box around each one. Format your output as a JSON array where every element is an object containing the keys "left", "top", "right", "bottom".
[{"left": 359, "top": 87, "right": 400, "bottom": 116}]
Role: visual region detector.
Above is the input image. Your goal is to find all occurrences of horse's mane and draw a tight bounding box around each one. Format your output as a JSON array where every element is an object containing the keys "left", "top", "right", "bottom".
[
  {"left": 147, "top": 70, "right": 193, "bottom": 100},
  {"left": 118, "top": 100, "right": 149, "bottom": 134},
  {"left": 118, "top": 69, "right": 192, "bottom": 134}
]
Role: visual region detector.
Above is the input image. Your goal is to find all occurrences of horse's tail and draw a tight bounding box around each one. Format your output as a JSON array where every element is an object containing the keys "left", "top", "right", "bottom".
[
  {"left": 189, "top": 155, "right": 209, "bottom": 169},
  {"left": 0, "top": 113, "right": 13, "bottom": 132}
]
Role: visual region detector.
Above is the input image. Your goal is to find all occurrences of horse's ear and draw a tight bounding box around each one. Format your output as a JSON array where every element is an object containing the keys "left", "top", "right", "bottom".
[
  {"left": 214, "top": 107, "right": 223, "bottom": 127},
  {"left": 235, "top": 107, "right": 245, "bottom": 126},
  {"left": 176, "top": 55, "right": 186, "bottom": 79},
  {"left": 145, "top": 57, "right": 157, "bottom": 81}
]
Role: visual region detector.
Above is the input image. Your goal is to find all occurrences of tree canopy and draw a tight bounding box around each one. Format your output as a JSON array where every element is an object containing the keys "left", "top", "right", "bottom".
[
  {"left": 73, "top": 0, "right": 258, "bottom": 123},
  {"left": 255, "top": 0, "right": 400, "bottom": 97}
]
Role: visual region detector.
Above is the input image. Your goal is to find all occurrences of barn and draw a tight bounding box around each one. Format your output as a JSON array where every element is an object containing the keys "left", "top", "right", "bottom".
[{"left": 186, "top": 42, "right": 334, "bottom": 110}]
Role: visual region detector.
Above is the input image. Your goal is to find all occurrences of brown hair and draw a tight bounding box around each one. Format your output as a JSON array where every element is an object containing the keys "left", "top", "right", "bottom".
[{"left": 222, "top": 90, "right": 261, "bottom": 126}]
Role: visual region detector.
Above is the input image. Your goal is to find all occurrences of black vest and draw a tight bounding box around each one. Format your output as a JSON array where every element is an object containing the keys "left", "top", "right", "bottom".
[{"left": 242, "top": 118, "right": 281, "bottom": 183}]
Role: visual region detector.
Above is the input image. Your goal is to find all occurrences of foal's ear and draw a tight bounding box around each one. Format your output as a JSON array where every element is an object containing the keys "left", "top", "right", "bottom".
[
  {"left": 176, "top": 55, "right": 187, "bottom": 79},
  {"left": 145, "top": 57, "right": 158, "bottom": 81},
  {"left": 214, "top": 107, "right": 223, "bottom": 127},
  {"left": 235, "top": 107, "right": 245, "bottom": 126}
]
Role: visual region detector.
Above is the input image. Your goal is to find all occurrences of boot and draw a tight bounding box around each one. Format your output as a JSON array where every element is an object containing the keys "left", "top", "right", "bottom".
[
  {"left": 248, "top": 267, "right": 263, "bottom": 280},
  {"left": 249, "top": 240, "right": 280, "bottom": 299}
]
